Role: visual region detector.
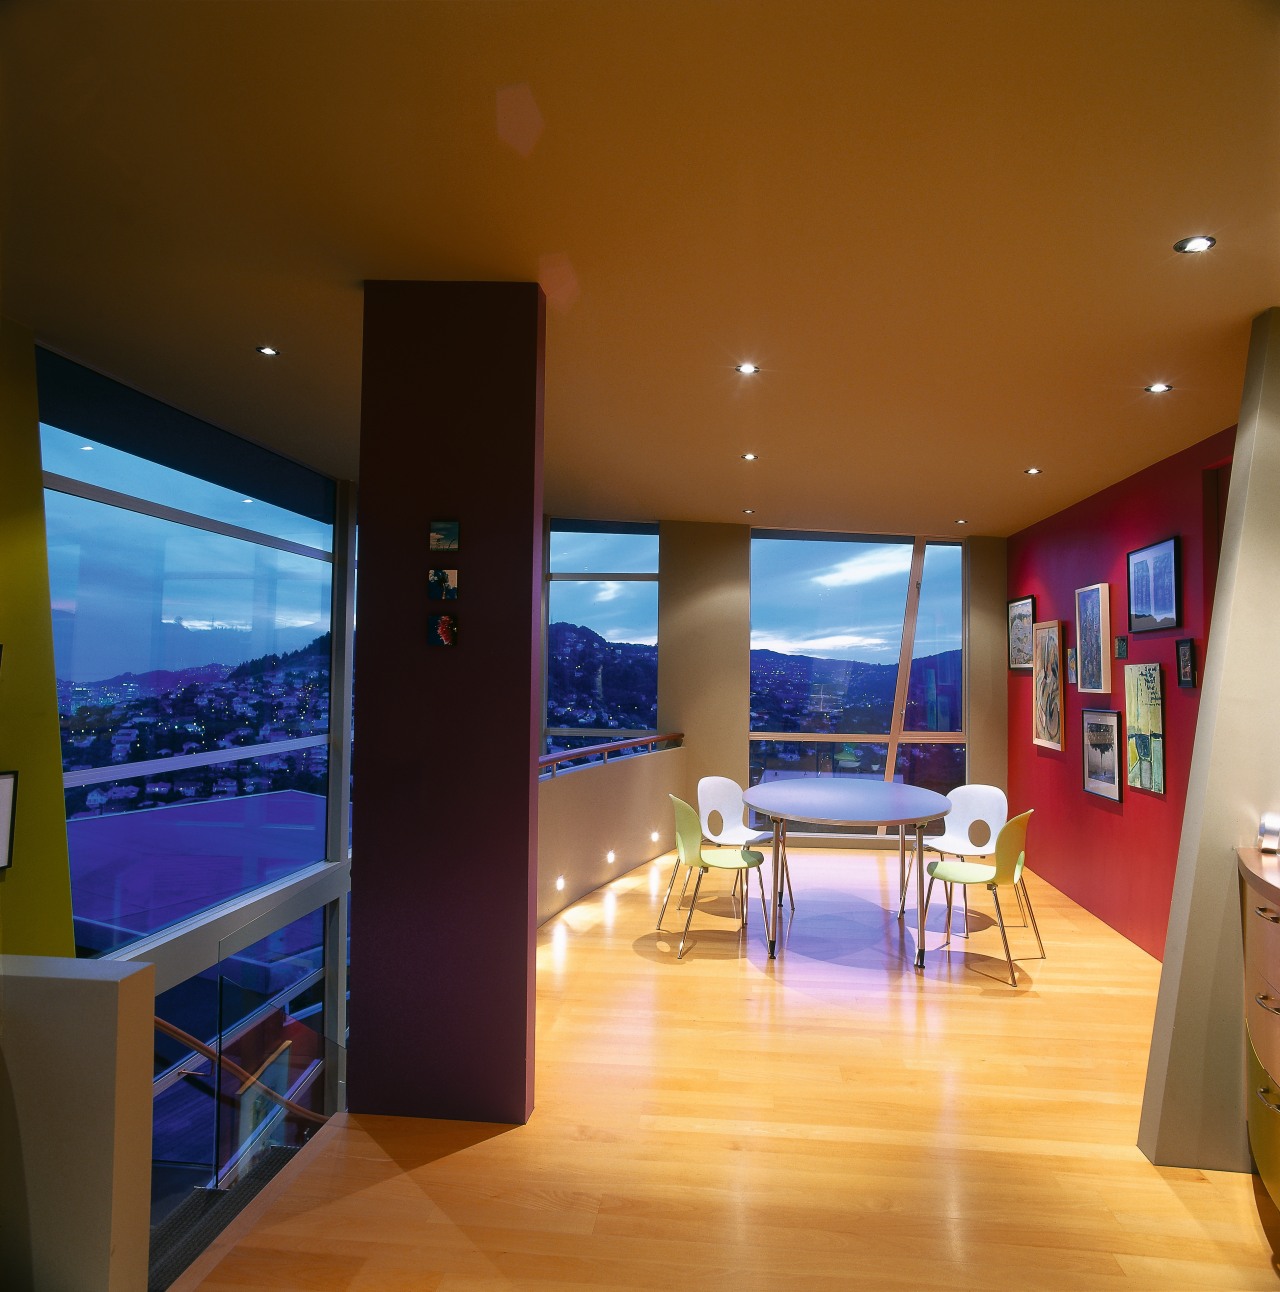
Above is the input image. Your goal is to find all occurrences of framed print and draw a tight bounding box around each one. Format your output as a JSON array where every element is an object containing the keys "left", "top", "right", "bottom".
[
  {"left": 1031, "top": 619, "right": 1064, "bottom": 750},
  {"left": 1114, "top": 635, "right": 1128, "bottom": 659},
  {"left": 427, "top": 568, "right": 458, "bottom": 601},
  {"left": 1074, "top": 582, "right": 1111, "bottom": 694},
  {"left": 429, "top": 519, "right": 460, "bottom": 551},
  {"left": 1082, "top": 710, "right": 1122, "bottom": 802},
  {"left": 1066, "top": 647, "right": 1077, "bottom": 685},
  {"left": 1125, "top": 662, "right": 1164, "bottom": 794},
  {"left": 0, "top": 771, "right": 15, "bottom": 870},
  {"left": 427, "top": 613, "right": 458, "bottom": 647},
  {"left": 1127, "top": 536, "right": 1181, "bottom": 633},
  {"left": 1176, "top": 637, "right": 1197, "bottom": 688},
  {"left": 1007, "top": 596, "right": 1036, "bottom": 670}
]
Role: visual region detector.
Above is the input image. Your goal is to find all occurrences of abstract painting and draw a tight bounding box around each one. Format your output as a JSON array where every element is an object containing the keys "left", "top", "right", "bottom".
[
  {"left": 1127, "top": 537, "right": 1180, "bottom": 633},
  {"left": 1074, "top": 582, "right": 1111, "bottom": 694},
  {"left": 1082, "top": 709, "right": 1121, "bottom": 801},
  {"left": 1032, "top": 619, "right": 1063, "bottom": 750},
  {"left": 1008, "top": 596, "right": 1036, "bottom": 670},
  {"left": 1125, "top": 662, "right": 1164, "bottom": 793}
]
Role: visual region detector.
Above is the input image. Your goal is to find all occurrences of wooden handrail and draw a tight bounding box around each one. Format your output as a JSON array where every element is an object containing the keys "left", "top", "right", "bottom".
[
  {"left": 538, "top": 731, "right": 683, "bottom": 775},
  {"left": 155, "top": 1015, "right": 328, "bottom": 1125}
]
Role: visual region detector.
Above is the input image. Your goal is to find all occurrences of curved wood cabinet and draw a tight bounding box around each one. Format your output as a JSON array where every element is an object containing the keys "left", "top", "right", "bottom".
[{"left": 1239, "top": 847, "right": 1280, "bottom": 1203}]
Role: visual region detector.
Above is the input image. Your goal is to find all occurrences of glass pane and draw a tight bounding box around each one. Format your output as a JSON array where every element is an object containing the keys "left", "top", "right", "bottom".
[
  {"left": 549, "top": 523, "right": 658, "bottom": 574},
  {"left": 905, "top": 543, "right": 963, "bottom": 732},
  {"left": 546, "top": 581, "right": 657, "bottom": 732},
  {"left": 68, "top": 751, "right": 328, "bottom": 956},
  {"left": 894, "top": 743, "right": 967, "bottom": 797},
  {"left": 41, "top": 423, "right": 333, "bottom": 550},
  {"left": 47, "top": 490, "right": 331, "bottom": 772},
  {"left": 746, "top": 739, "right": 890, "bottom": 835},
  {"left": 751, "top": 536, "right": 912, "bottom": 734}
]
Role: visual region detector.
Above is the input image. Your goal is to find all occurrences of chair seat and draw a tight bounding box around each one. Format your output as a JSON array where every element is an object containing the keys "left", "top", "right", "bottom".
[
  {"left": 708, "top": 824, "right": 771, "bottom": 848},
  {"left": 926, "top": 857, "right": 997, "bottom": 886},
  {"left": 700, "top": 846, "right": 764, "bottom": 871},
  {"left": 924, "top": 833, "right": 994, "bottom": 859}
]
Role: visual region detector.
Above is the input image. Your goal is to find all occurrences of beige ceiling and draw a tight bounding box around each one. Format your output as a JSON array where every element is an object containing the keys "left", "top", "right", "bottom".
[{"left": 2, "top": 0, "right": 1278, "bottom": 537}]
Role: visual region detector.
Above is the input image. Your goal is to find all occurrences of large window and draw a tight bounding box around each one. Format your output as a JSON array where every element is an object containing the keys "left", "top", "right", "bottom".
[
  {"left": 749, "top": 532, "right": 965, "bottom": 831},
  {"left": 544, "top": 520, "right": 659, "bottom": 753},
  {"left": 39, "top": 379, "right": 339, "bottom": 956}
]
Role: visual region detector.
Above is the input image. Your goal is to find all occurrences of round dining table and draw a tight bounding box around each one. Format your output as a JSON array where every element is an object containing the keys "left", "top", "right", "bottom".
[{"left": 741, "top": 777, "right": 951, "bottom": 966}]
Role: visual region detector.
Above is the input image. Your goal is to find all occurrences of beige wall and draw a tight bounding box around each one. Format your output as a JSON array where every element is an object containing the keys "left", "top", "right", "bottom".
[
  {"left": 537, "top": 745, "right": 685, "bottom": 924},
  {"left": 966, "top": 536, "right": 1008, "bottom": 792},
  {"left": 657, "top": 521, "right": 751, "bottom": 797},
  {"left": 1139, "top": 307, "right": 1280, "bottom": 1171}
]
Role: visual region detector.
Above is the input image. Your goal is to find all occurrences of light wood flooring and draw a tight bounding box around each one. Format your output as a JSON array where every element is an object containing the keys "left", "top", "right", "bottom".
[{"left": 173, "top": 849, "right": 1280, "bottom": 1290}]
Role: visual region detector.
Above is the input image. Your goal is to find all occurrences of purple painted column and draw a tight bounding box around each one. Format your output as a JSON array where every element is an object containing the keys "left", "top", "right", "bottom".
[{"left": 348, "top": 281, "right": 543, "bottom": 1123}]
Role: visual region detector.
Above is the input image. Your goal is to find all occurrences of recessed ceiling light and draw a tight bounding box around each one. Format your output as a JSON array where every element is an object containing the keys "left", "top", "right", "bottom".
[
  {"left": 1145, "top": 382, "right": 1173, "bottom": 394},
  {"left": 1025, "top": 467, "right": 1042, "bottom": 476},
  {"left": 735, "top": 362, "right": 759, "bottom": 375},
  {"left": 256, "top": 345, "right": 280, "bottom": 356},
  {"left": 1173, "top": 235, "right": 1215, "bottom": 254},
  {"left": 743, "top": 508, "right": 755, "bottom": 515},
  {"left": 955, "top": 519, "right": 968, "bottom": 525},
  {"left": 741, "top": 452, "right": 758, "bottom": 461}
]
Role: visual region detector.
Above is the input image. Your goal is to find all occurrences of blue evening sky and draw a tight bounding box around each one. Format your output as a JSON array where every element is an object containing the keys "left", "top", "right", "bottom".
[{"left": 549, "top": 528, "right": 963, "bottom": 663}]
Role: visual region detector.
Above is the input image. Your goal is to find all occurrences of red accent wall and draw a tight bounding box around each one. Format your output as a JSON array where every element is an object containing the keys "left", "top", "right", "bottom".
[
  {"left": 1007, "top": 428, "right": 1234, "bottom": 959},
  {"left": 349, "top": 281, "right": 544, "bottom": 1123}
]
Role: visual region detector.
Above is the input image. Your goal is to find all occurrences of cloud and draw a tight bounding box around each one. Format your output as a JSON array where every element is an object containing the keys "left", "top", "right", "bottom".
[
  {"left": 811, "top": 547, "right": 913, "bottom": 587},
  {"left": 750, "top": 629, "right": 892, "bottom": 657},
  {"left": 593, "top": 581, "right": 624, "bottom": 603}
]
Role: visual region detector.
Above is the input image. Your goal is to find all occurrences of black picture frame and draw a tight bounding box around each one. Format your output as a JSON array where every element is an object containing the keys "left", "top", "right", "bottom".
[
  {"left": 0, "top": 771, "right": 15, "bottom": 870},
  {"left": 1176, "top": 637, "right": 1197, "bottom": 689},
  {"left": 1114, "top": 635, "right": 1128, "bottom": 659},
  {"left": 1007, "top": 595, "right": 1036, "bottom": 670},
  {"left": 1127, "top": 536, "right": 1181, "bottom": 633},
  {"left": 1081, "top": 710, "right": 1122, "bottom": 802}
]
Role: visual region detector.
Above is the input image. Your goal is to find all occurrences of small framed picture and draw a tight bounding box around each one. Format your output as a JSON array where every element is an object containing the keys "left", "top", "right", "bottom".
[
  {"left": 0, "top": 771, "right": 16, "bottom": 870},
  {"left": 1114, "top": 635, "right": 1128, "bottom": 660},
  {"left": 427, "top": 568, "right": 458, "bottom": 601},
  {"left": 427, "top": 613, "right": 458, "bottom": 647},
  {"left": 1175, "top": 637, "right": 1197, "bottom": 688},
  {"left": 429, "top": 519, "right": 460, "bottom": 551},
  {"left": 1074, "top": 582, "right": 1111, "bottom": 694},
  {"left": 1066, "top": 647, "right": 1078, "bottom": 685},
  {"left": 1127, "top": 536, "right": 1181, "bottom": 633},
  {"left": 1081, "top": 710, "right": 1122, "bottom": 801},
  {"left": 1007, "top": 595, "right": 1036, "bottom": 670}
]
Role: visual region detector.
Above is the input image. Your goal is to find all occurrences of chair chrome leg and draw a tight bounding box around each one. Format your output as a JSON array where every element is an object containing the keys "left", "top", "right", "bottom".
[
  {"left": 989, "top": 884, "right": 1018, "bottom": 986},
  {"left": 956, "top": 885, "right": 970, "bottom": 938},
  {"left": 1013, "top": 878, "right": 1029, "bottom": 926},
  {"left": 1019, "top": 879, "right": 1046, "bottom": 958},
  {"left": 677, "top": 871, "right": 705, "bottom": 959},
  {"left": 943, "top": 880, "right": 954, "bottom": 948},
  {"left": 656, "top": 860, "right": 682, "bottom": 930}
]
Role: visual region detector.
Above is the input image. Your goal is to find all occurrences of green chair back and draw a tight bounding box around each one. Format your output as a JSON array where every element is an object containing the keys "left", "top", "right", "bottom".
[
  {"left": 670, "top": 794, "right": 705, "bottom": 870},
  {"left": 992, "top": 809, "right": 1033, "bottom": 887}
]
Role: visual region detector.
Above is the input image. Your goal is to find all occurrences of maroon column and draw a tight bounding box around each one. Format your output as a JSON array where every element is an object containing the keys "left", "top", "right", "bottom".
[{"left": 349, "top": 281, "right": 543, "bottom": 1123}]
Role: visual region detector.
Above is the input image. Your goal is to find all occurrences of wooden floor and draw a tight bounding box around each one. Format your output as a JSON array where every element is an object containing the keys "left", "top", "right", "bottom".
[{"left": 174, "top": 850, "right": 1280, "bottom": 1290}]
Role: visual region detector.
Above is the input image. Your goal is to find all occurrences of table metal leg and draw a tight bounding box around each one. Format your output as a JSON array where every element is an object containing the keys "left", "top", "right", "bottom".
[
  {"left": 768, "top": 815, "right": 782, "bottom": 957},
  {"left": 914, "top": 822, "right": 926, "bottom": 969},
  {"left": 898, "top": 826, "right": 906, "bottom": 917}
]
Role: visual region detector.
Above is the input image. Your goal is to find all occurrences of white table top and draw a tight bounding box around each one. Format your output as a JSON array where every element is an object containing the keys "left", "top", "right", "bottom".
[{"left": 742, "top": 777, "right": 951, "bottom": 829}]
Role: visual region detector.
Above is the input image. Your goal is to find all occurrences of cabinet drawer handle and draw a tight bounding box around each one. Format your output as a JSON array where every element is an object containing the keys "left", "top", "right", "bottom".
[
  {"left": 1257, "top": 993, "right": 1280, "bottom": 1016},
  {"left": 1259, "top": 1087, "right": 1280, "bottom": 1115},
  {"left": 1255, "top": 906, "right": 1280, "bottom": 924}
]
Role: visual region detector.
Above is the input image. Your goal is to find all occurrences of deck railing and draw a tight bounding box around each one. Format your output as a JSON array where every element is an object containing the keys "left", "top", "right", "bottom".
[{"left": 538, "top": 731, "right": 683, "bottom": 778}]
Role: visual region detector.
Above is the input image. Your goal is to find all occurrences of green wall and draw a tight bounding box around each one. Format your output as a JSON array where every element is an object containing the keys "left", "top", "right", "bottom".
[{"left": 0, "top": 320, "right": 74, "bottom": 955}]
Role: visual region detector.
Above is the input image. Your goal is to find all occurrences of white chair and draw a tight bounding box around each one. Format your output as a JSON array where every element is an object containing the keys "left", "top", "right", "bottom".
[
  {"left": 698, "top": 775, "right": 794, "bottom": 912},
  {"left": 899, "top": 783, "right": 1008, "bottom": 933}
]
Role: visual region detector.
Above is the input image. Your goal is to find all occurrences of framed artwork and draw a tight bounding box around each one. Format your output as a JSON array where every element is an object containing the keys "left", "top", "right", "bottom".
[
  {"left": 1127, "top": 536, "right": 1181, "bottom": 633},
  {"left": 0, "top": 771, "right": 15, "bottom": 870},
  {"left": 1176, "top": 637, "right": 1197, "bottom": 688},
  {"left": 427, "top": 568, "right": 458, "bottom": 601},
  {"left": 1114, "top": 636, "right": 1128, "bottom": 659},
  {"left": 1074, "top": 582, "right": 1111, "bottom": 694},
  {"left": 1031, "top": 619, "right": 1064, "bottom": 750},
  {"left": 1081, "top": 709, "right": 1122, "bottom": 802},
  {"left": 427, "top": 613, "right": 458, "bottom": 647},
  {"left": 1066, "top": 647, "right": 1078, "bottom": 685},
  {"left": 1007, "top": 596, "right": 1036, "bottom": 670},
  {"left": 429, "top": 519, "right": 460, "bottom": 551},
  {"left": 1125, "top": 662, "right": 1164, "bottom": 794}
]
